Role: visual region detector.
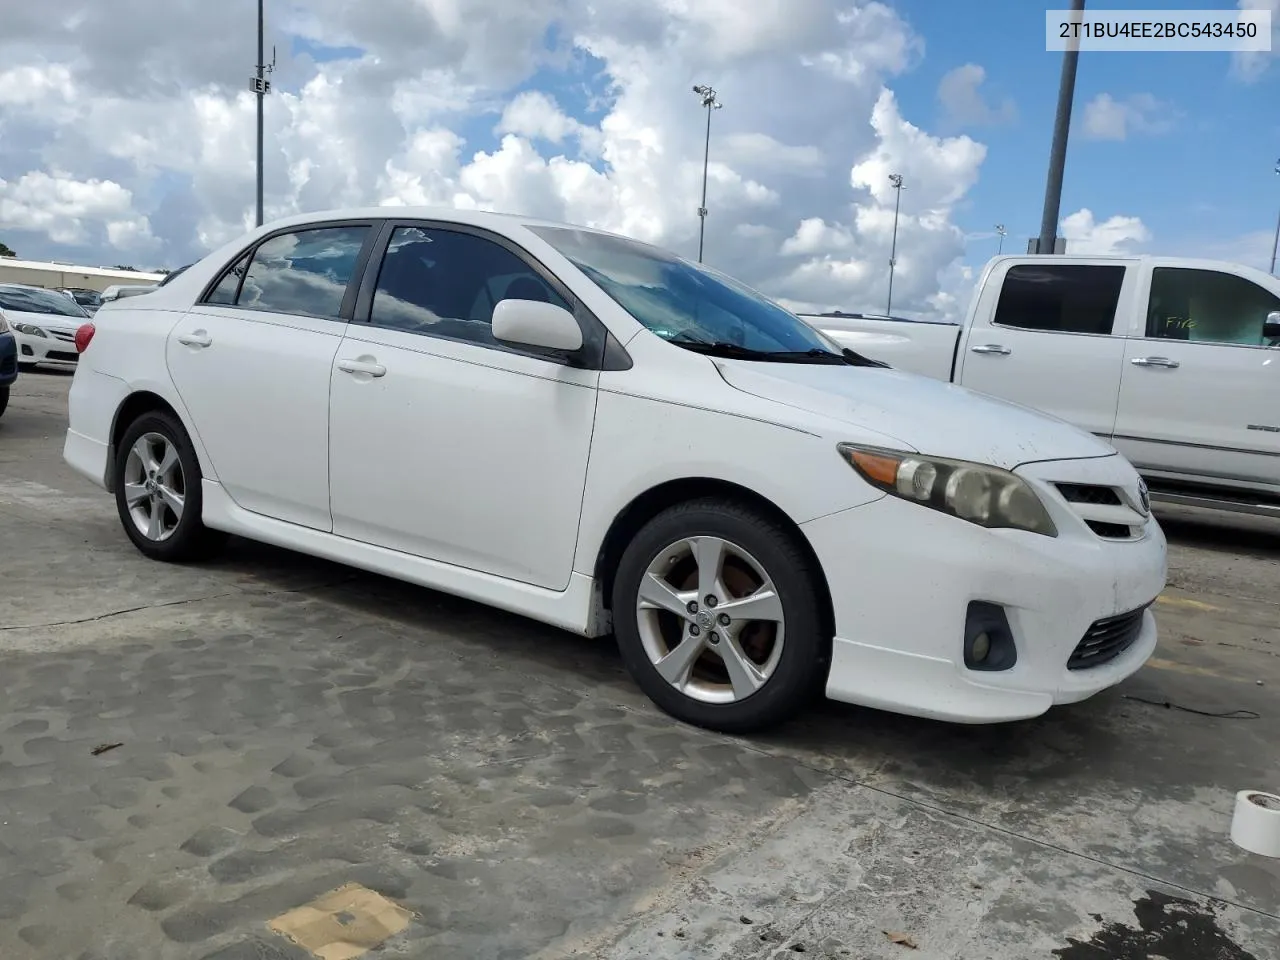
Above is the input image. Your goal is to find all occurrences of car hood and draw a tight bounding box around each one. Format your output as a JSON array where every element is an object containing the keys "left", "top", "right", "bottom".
[
  {"left": 3, "top": 308, "right": 87, "bottom": 334},
  {"left": 715, "top": 359, "right": 1116, "bottom": 470}
]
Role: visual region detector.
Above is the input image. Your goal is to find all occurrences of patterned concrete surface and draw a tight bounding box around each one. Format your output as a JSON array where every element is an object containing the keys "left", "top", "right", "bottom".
[{"left": 1, "top": 371, "right": 1278, "bottom": 959}]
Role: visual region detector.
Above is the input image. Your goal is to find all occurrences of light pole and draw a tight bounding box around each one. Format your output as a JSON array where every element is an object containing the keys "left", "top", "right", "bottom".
[
  {"left": 886, "top": 173, "right": 904, "bottom": 316},
  {"left": 996, "top": 223, "right": 1007, "bottom": 254},
  {"left": 1270, "top": 157, "right": 1279, "bottom": 275},
  {"left": 250, "top": 0, "right": 276, "bottom": 227},
  {"left": 692, "top": 84, "right": 722, "bottom": 263},
  {"left": 1038, "top": 0, "right": 1085, "bottom": 254}
]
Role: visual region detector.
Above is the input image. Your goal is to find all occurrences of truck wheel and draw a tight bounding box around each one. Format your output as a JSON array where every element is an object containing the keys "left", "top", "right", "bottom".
[
  {"left": 113, "top": 410, "right": 227, "bottom": 562},
  {"left": 611, "top": 498, "right": 830, "bottom": 734}
]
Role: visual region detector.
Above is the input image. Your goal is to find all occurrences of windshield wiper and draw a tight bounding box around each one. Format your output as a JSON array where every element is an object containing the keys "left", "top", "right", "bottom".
[
  {"left": 671, "top": 338, "right": 843, "bottom": 363},
  {"left": 839, "top": 347, "right": 891, "bottom": 368}
]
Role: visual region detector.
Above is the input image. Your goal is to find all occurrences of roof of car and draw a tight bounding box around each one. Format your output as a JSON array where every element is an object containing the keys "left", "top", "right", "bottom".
[{"left": 256, "top": 206, "right": 630, "bottom": 240}]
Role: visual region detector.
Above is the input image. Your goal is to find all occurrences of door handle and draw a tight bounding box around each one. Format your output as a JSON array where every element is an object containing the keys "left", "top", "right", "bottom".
[
  {"left": 1130, "top": 356, "right": 1180, "bottom": 369},
  {"left": 337, "top": 358, "right": 387, "bottom": 378},
  {"left": 177, "top": 331, "right": 212, "bottom": 348},
  {"left": 970, "top": 344, "right": 1011, "bottom": 356}
]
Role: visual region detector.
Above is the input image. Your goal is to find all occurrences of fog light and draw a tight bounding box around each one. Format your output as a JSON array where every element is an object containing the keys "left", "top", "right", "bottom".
[{"left": 963, "top": 602, "right": 1017, "bottom": 672}]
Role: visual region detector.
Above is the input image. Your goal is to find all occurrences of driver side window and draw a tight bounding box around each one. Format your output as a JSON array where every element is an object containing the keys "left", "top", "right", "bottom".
[
  {"left": 367, "top": 226, "right": 571, "bottom": 350},
  {"left": 1146, "top": 268, "right": 1280, "bottom": 346}
]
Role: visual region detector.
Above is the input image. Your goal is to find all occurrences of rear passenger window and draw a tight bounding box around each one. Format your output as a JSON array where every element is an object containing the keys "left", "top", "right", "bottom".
[
  {"left": 206, "top": 252, "right": 250, "bottom": 305},
  {"left": 993, "top": 264, "right": 1126, "bottom": 335},
  {"left": 205, "top": 225, "right": 369, "bottom": 321}
]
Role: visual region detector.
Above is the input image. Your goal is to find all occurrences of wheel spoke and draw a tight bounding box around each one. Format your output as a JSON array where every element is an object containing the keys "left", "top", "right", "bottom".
[
  {"left": 146, "top": 498, "right": 165, "bottom": 539},
  {"left": 157, "top": 484, "right": 185, "bottom": 519},
  {"left": 719, "top": 634, "right": 766, "bottom": 699},
  {"left": 131, "top": 436, "right": 159, "bottom": 473},
  {"left": 654, "top": 632, "right": 705, "bottom": 687},
  {"left": 123, "top": 482, "right": 149, "bottom": 508},
  {"left": 157, "top": 443, "right": 180, "bottom": 481},
  {"left": 719, "top": 585, "right": 784, "bottom": 624},
  {"left": 690, "top": 536, "right": 726, "bottom": 601},
  {"left": 637, "top": 572, "right": 692, "bottom": 618}
]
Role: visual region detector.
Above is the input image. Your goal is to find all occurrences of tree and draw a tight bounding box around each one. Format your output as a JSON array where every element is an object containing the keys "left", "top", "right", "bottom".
[
  {"left": 111, "top": 264, "right": 138, "bottom": 272},
  {"left": 0, "top": 241, "right": 15, "bottom": 258}
]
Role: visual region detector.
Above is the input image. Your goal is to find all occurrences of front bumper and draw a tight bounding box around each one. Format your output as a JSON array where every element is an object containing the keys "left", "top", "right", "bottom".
[
  {"left": 0, "top": 333, "right": 17, "bottom": 387},
  {"left": 15, "top": 328, "right": 80, "bottom": 367},
  {"left": 802, "top": 454, "right": 1167, "bottom": 723}
]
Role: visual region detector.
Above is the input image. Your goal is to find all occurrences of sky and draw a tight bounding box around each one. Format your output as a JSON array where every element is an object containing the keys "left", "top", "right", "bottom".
[{"left": 0, "top": 0, "right": 1276, "bottom": 320}]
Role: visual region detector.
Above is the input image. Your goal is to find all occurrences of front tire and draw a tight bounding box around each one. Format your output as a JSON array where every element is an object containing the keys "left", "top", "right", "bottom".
[
  {"left": 611, "top": 498, "right": 830, "bottom": 734},
  {"left": 113, "top": 410, "right": 226, "bottom": 562}
]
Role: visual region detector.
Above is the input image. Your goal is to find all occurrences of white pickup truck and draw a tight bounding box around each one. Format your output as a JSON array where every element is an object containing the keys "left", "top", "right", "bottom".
[{"left": 805, "top": 254, "right": 1280, "bottom": 517}]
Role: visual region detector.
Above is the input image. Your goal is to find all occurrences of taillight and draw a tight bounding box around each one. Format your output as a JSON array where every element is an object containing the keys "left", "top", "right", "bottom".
[{"left": 74, "top": 323, "right": 96, "bottom": 354}]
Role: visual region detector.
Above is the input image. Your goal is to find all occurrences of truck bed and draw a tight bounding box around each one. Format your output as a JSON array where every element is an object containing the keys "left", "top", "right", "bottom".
[{"left": 798, "top": 313, "right": 962, "bottom": 381}]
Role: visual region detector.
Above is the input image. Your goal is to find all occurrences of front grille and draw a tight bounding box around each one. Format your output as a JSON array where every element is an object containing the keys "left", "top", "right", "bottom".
[
  {"left": 1056, "top": 483, "right": 1122, "bottom": 506},
  {"left": 50, "top": 330, "right": 77, "bottom": 343},
  {"left": 1068, "top": 605, "right": 1149, "bottom": 670},
  {"left": 47, "top": 350, "right": 79, "bottom": 363}
]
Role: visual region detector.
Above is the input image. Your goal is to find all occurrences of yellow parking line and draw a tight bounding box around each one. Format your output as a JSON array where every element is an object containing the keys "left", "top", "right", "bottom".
[
  {"left": 1155, "top": 595, "right": 1222, "bottom": 613},
  {"left": 1145, "top": 657, "right": 1235, "bottom": 681}
]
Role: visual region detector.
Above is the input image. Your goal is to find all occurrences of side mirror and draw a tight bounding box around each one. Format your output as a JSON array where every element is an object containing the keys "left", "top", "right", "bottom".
[
  {"left": 1264, "top": 311, "right": 1280, "bottom": 340},
  {"left": 491, "top": 299, "right": 583, "bottom": 352}
]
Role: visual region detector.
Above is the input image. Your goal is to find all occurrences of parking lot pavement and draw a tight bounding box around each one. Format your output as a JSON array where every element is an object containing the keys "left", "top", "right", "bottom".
[{"left": 1, "top": 372, "right": 1277, "bottom": 960}]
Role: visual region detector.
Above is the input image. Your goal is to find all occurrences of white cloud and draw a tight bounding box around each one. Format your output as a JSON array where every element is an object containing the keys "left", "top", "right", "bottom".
[
  {"left": 1232, "top": 0, "right": 1279, "bottom": 81},
  {"left": 0, "top": 0, "right": 989, "bottom": 317},
  {"left": 1061, "top": 208, "right": 1151, "bottom": 255},
  {"left": 0, "top": 171, "right": 157, "bottom": 251},
  {"left": 1080, "top": 93, "right": 1176, "bottom": 141},
  {"left": 936, "top": 64, "right": 1016, "bottom": 128}
]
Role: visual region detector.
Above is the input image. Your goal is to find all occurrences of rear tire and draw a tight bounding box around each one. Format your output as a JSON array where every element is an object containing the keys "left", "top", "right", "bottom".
[
  {"left": 0, "top": 386, "right": 8, "bottom": 419},
  {"left": 113, "top": 410, "right": 227, "bottom": 562},
  {"left": 611, "top": 497, "right": 830, "bottom": 734}
]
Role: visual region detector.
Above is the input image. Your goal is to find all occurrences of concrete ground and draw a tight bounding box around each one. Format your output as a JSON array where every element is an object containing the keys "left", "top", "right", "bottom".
[{"left": 1, "top": 370, "right": 1277, "bottom": 960}]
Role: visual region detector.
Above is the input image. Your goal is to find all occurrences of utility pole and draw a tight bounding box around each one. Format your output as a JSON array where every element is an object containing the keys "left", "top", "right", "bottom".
[
  {"left": 692, "top": 84, "right": 722, "bottom": 263},
  {"left": 1038, "top": 0, "right": 1085, "bottom": 254},
  {"left": 1271, "top": 158, "right": 1279, "bottom": 275},
  {"left": 886, "top": 173, "right": 904, "bottom": 316},
  {"left": 250, "top": 0, "right": 275, "bottom": 227},
  {"left": 995, "top": 224, "right": 1007, "bottom": 255}
]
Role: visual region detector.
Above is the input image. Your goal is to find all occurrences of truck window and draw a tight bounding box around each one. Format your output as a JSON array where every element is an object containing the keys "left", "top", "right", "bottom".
[
  {"left": 992, "top": 264, "right": 1125, "bottom": 335},
  {"left": 1146, "top": 267, "right": 1280, "bottom": 346}
]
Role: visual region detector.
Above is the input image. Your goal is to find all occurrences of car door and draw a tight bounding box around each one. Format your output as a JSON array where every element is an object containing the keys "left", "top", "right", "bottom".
[
  {"left": 953, "top": 259, "right": 1138, "bottom": 440},
  {"left": 169, "top": 220, "right": 377, "bottom": 531},
  {"left": 1112, "top": 262, "right": 1280, "bottom": 491},
  {"left": 327, "top": 222, "right": 601, "bottom": 591}
]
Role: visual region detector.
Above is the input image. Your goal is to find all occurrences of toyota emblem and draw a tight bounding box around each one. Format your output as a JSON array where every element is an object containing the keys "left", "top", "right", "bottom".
[{"left": 1137, "top": 479, "right": 1150, "bottom": 515}]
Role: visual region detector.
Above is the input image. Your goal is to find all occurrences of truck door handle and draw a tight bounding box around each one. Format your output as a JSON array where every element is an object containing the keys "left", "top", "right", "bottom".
[
  {"left": 337, "top": 358, "right": 387, "bottom": 378},
  {"left": 1130, "top": 356, "right": 1180, "bottom": 369},
  {"left": 176, "top": 331, "right": 212, "bottom": 348},
  {"left": 970, "top": 344, "right": 1011, "bottom": 356}
]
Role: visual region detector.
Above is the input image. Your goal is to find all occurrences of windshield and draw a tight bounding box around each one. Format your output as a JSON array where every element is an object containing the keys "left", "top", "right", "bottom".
[
  {"left": 65, "top": 289, "right": 102, "bottom": 307},
  {"left": 529, "top": 225, "right": 839, "bottom": 359},
  {"left": 0, "top": 286, "right": 90, "bottom": 318}
]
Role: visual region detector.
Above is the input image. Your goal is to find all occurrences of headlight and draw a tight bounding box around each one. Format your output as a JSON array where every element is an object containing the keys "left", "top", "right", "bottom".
[
  {"left": 15, "top": 323, "right": 49, "bottom": 338},
  {"left": 838, "top": 443, "right": 1058, "bottom": 537}
]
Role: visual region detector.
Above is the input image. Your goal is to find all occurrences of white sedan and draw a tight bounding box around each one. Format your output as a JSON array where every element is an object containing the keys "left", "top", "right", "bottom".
[
  {"left": 0, "top": 283, "right": 93, "bottom": 369},
  {"left": 62, "top": 208, "right": 1167, "bottom": 733}
]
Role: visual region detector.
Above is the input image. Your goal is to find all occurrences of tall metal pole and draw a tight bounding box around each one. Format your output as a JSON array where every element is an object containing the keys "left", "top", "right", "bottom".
[
  {"left": 886, "top": 173, "right": 903, "bottom": 316},
  {"left": 692, "top": 84, "right": 721, "bottom": 263},
  {"left": 996, "top": 223, "right": 1007, "bottom": 255},
  {"left": 1271, "top": 158, "right": 1280, "bottom": 275},
  {"left": 1038, "top": 0, "right": 1085, "bottom": 254},
  {"left": 255, "top": 0, "right": 265, "bottom": 227}
]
